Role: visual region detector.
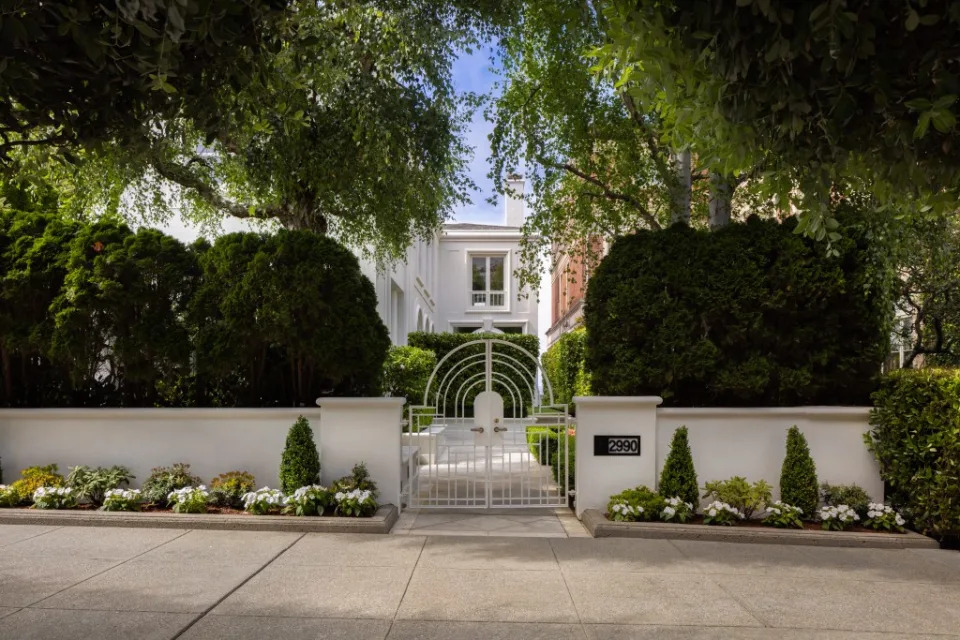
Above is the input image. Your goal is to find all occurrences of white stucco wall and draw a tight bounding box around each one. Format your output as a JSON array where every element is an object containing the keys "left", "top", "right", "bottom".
[
  {"left": 0, "top": 399, "right": 404, "bottom": 506},
  {"left": 574, "top": 398, "right": 882, "bottom": 518}
]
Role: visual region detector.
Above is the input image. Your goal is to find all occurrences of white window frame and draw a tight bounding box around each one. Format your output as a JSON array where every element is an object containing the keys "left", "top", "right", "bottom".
[{"left": 467, "top": 252, "right": 509, "bottom": 311}]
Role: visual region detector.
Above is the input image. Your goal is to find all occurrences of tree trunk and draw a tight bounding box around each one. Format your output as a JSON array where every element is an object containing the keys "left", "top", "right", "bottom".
[
  {"left": 708, "top": 173, "right": 733, "bottom": 229},
  {"left": 670, "top": 149, "right": 691, "bottom": 225}
]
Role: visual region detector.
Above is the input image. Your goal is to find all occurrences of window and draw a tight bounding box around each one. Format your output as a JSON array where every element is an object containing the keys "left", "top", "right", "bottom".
[
  {"left": 495, "top": 325, "right": 523, "bottom": 334},
  {"left": 470, "top": 254, "right": 506, "bottom": 308},
  {"left": 455, "top": 325, "right": 482, "bottom": 334}
]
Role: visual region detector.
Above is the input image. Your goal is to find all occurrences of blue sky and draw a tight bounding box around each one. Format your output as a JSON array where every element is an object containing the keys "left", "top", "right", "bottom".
[{"left": 450, "top": 45, "right": 504, "bottom": 225}]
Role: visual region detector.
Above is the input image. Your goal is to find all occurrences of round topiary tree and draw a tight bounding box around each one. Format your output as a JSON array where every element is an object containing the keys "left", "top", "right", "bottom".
[
  {"left": 658, "top": 426, "right": 699, "bottom": 507},
  {"left": 280, "top": 415, "right": 321, "bottom": 493},
  {"left": 779, "top": 425, "right": 819, "bottom": 517}
]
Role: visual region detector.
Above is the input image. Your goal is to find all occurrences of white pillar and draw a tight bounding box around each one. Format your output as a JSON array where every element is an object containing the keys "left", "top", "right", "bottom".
[
  {"left": 573, "top": 396, "right": 662, "bottom": 519},
  {"left": 316, "top": 398, "right": 404, "bottom": 508}
]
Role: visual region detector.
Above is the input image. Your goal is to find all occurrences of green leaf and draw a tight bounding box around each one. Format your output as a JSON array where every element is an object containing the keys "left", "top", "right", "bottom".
[
  {"left": 905, "top": 98, "right": 933, "bottom": 111},
  {"left": 906, "top": 9, "right": 920, "bottom": 31},
  {"left": 915, "top": 111, "right": 932, "bottom": 138},
  {"left": 930, "top": 110, "right": 956, "bottom": 133}
]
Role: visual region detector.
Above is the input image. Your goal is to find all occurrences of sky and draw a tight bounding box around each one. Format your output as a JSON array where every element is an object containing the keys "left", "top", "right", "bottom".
[{"left": 161, "top": 45, "right": 552, "bottom": 347}]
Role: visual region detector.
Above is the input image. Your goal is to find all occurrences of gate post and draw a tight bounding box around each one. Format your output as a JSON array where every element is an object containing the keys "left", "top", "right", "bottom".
[{"left": 573, "top": 396, "right": 662, "bottom": 519}]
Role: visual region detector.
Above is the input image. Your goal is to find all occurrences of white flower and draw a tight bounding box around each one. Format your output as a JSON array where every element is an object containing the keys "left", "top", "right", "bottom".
[
  {"left": 663, "top": 506, "right": 676, "bottom": 517},
  {"left": 708, "top": 508, "right": 717, "bottom": 517}
]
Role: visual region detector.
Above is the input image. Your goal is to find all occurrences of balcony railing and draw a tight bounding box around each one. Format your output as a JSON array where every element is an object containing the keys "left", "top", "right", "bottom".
[{"left": 471, "top": 291, "right": 506, "bottom": 308}]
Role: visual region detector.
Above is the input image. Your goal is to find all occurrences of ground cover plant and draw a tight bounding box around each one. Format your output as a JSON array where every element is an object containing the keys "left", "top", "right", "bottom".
[
  {"left": 32, "top": 486, "right": 76, "bottom": 510},
  {"left": 703, "top": 501, "right": 744, "bottom": 526},
  {"left": 101, "top": 489, "right": 143, "bottom": 512},
  {"left": 660, "top": 497, "right": 695, "bottom": 523},
  {"left": 607, "top": 486, "right": 665, "bottom": 522},
  {"left": 820, "top": 483, "right": 871, "bottom": 518},
  {"left": 242, "top": 488, "right": 286, "bottom": 515},
  {"left": 9, "top": 464, "right": 64, "bottom": 505},
  {"left": 284, "top": 485, "right": 334, "bottom": 517},
  {"left": 334, "top": 488, "right": 377, "bottom": 517},
  {"left": 762, "top": 501, "right": 804, "bottom": 529},
  {"left": 819, "top": 504, "right": 861, "bottom": 531},
  {"left": 168, "top": 486, "right": 210, "bottom": 514}
]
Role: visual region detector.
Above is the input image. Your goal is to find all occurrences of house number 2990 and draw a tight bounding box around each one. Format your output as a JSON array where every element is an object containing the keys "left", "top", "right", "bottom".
[{"left": 593, "top": 435, "right": 642, "bottom": 456}]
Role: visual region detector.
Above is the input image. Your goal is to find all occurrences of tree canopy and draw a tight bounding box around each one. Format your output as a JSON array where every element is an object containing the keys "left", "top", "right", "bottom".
[{"left": 4, "top": 1, "right": 514, "bottom": 261}]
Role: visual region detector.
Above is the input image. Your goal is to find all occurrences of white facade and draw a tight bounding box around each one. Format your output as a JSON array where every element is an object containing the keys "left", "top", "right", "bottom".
[{"left": 359, "top": 179, "right": 538, "bottom": 344}]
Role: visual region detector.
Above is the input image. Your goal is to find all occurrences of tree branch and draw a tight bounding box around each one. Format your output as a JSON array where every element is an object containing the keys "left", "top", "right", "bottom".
[{"left": 553, "top": 160, "right": 662, "bottom": 230}]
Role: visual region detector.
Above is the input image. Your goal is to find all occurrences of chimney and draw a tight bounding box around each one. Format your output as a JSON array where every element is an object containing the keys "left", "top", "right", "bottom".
[{"left": 504, "top": 174, "right": 525, "bottom": 227}]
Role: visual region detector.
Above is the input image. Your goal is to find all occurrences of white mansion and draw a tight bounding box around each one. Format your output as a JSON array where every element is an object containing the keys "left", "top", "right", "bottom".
[{"left": 357, "top": 176, "right": 539, "bottom": 344}]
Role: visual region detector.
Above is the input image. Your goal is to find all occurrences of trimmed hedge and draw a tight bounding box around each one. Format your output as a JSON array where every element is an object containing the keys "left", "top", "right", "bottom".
[
  {"left": 0, "top": 213, "right": 389, "bottom": 406},
  {"left": 408, "top": 332, "right": 539, "bottom": 417},
  {"left": 584, "top": 216, "right": 892, "bottom": 406},
  {"left": 867, "top": 369, "right": 960, "bottom": 539},
  {"left": 383, "top": 346, "right": 437, "bottom": 406},
  {"left": 541, "top": 327, "right": 590, "bottom": 410}
]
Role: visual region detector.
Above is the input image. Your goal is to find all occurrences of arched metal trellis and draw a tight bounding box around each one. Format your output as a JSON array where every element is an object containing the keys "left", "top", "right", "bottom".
[{"left": 401, "top": 339, "right": 571, "bottom": 509}]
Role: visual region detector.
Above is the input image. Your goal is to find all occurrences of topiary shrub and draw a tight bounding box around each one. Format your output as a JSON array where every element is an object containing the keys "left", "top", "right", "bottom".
[
  {"left": 779, "top": 426, "right": 819, "bottom": 518},
  {"left": 280, "top": 415, "right": 321, "bottom": 493},
  {"left": 141, "top": 463, "right": 202, "bottom": 506},
  {"left": 584, "top": 215, "right": 892, "bottom": 406},
  {"left": 867, "top": 369, "right": 960, "bottom": 539},
  {"left": 658, "top": 426, "right": 699, "bottom": 507}
]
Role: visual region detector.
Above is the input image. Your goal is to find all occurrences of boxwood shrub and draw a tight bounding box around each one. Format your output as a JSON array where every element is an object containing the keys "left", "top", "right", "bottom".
[
  {"left": 867, "top": 369, "right": 960, "bottom": 539},
  {"left": 584, "top": 215, "right": 892, "bottom": 406}
]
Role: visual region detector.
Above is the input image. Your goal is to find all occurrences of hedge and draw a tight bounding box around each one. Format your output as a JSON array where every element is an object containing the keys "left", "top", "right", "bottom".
[
  {"left": 867, "top": 369, "right": 960, "bottom": 539},
  {"left": 0, "top": 211, "right": 389, "bottom": 406},
  {"left": 585, "top": 215, "right": 892, "bottom": 406},
  {"left": 382, "top": 346, "right": 436, "bottom": 406},
  {"left": 541, "top": 327, "right": 590, "bottom": 410},
  {"left": 408, "top": 332, "right": 539, "bottom": 417}
]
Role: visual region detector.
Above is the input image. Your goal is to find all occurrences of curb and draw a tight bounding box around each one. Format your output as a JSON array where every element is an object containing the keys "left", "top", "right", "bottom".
[
  {"left": 581, "top": 509, "right": 940, "bottom": 549},
  {"left": 0, "top": 504, "right": 399, "bottom": 534}
]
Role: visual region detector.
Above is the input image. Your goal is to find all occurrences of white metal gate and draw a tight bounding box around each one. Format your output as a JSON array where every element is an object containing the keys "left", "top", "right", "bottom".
[{"left": 401, "top": 339, "right": 571, "bottom": 509}]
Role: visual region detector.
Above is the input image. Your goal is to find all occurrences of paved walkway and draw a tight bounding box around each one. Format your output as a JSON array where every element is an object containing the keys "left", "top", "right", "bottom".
[
  {"left": 1, "top": 523, "right": 959, "bottom": 639},
  {"left": 392, "top": 508, "right": 590, "bottom": 537}
]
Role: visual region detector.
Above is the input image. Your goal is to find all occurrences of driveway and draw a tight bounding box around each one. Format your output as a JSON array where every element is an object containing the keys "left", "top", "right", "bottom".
[{"left": 0, "top": 524, "right": 958, "bottom": 639}]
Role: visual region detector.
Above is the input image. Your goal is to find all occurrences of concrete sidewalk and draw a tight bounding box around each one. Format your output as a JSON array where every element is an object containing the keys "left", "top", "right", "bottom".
[{"left": 0, "top": 524, "right": 958, "bottom": 639}]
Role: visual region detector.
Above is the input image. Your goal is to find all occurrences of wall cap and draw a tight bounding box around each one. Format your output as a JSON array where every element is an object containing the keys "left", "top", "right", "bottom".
[
  {"left": 574, "top": 396, "right": 663, "bottom": 407},
  {"left": 657, "top": 406, "right": 871, "bottom": 418},
  {"left": 0, "top": 407, "right": 323, "bottom": 420},
  {"left": 316, "top": 397, "right": 406, "bottom": 408}
]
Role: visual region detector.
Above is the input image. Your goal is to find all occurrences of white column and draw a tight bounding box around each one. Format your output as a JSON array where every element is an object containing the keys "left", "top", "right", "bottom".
[
  {"left": 316, "top": 398, "right": 405, "bottom": 508},
  {"left": 573, "top": 396, "right": 662, "bottom": 519}
]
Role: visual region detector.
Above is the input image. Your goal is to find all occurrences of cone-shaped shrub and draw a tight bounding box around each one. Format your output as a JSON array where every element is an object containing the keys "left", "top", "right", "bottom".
[
  {"left": 658, "top": 426, "right": 699, "bottom": 507},
  {"left": 280, "top": 416, "right": 320, "bottom": 493},
  {"left": 780, "top": 426, "right": 819, "bottom": 517}
]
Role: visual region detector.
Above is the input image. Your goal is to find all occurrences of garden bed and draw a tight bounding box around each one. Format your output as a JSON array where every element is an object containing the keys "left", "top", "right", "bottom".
[
  {"left": 0, "top": 503, "right": 398, "bottom": 534},
  {"left": 581, "top": 509, "right": 939, "bottom": 549}
]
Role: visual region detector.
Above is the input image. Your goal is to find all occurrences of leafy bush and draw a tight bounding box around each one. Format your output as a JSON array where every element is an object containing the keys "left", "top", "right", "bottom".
[
  {"left": 280, "top": 416, "right": 321, "bottom": 494},
  {"left": 66, "top": 465, "right": 134, "bottom": 506},
  {"left": 101, "top": 489, "right": 143, "bottom": 512},
  {"left": 383, "top": 346, "right": 436, "bottom": 406},
  {"left": 241, "top": 488, "right": 286, "bottom": 515},
  {"left": 820, "top": 483, "right": 871, "bottom": 517},
  {"left": 658, "top": 426, "right": 699, "bottom": 507},
  {"left": 607, "top": 486, "right": 665, "bottom": 522},
  {"left": 550, "top": 432, "right": 575, "bottom": 492},
  {"left": 0, "top": 484, "right": 18, "bottom": 507},
  {"left": 168, "top": 486, "right": 210, "bottom": 514},
  {"left": 585, "top": 216, "right": 892, "bottom": 406},
  {"left": 10, "top": 464, "right": 64, "bottom": 504},
  {"left": 819, "top": 504, "right": 860, "bottom": 531},
  {"left": 334, "top": 489, "right": 377, "bottom": 517},
  {"left": 408, "top": 332, "right": 539, "bottom": 417},
  {"left": 210, "top": 471, "right": 256, "bottom": 509},
  {"left": 541, "top": 327, "right": 590, "bottom": 410},
  {"left": 284, "top": 485, "right": 334, "bottom": 516},
  {"left": 762, "top": 501, "right": 804, "bottom": 529},
  {"left": 142, "top": 463, "right": 203, "bottom": 506},
  {"left": 32, "top": 486, "right": 76, "bottom": 510},
  {"left": 779, "top": 427, "right": 818, "bottom": 517},
  {"left": 703, "top": 501, "right": 744, "bottom": 526},
  {"left": 332, "top": 462, "right": 378, "bottom": 498},
  {"left": 867, "top": 368, "right": 960, "bottom": 538},
  {"left": 526, "top": 426, "right": 560, "bottom": 465},
  {"left": 702, "top": 477, "right": 772, "bottom": 519}
]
